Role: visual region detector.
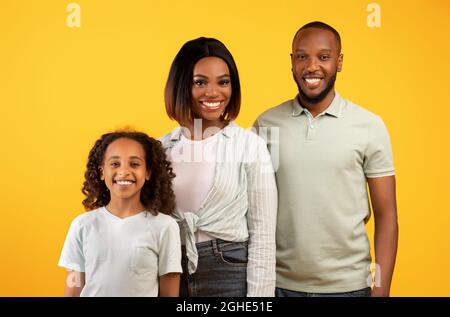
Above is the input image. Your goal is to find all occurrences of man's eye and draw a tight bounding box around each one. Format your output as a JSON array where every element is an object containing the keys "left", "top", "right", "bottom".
[
  {"left": 295, "top": 54, "right": 306, "bottom": 60},
  {"left": 320, "top": 55, "right": 330, "bottom": 60}
]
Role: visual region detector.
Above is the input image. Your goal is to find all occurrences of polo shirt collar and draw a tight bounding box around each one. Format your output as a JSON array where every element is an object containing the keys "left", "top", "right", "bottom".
[{"left": 292, "top": 91, "right": 344, "bottom": 118}]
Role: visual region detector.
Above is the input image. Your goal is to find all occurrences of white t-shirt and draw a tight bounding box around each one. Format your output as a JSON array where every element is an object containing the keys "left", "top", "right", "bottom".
[
  {"left": 169, "top": 133, "right": 217, "bottom": 243},
  {"left": 58, "top": 207, "right": 182, "bottom": 297}
]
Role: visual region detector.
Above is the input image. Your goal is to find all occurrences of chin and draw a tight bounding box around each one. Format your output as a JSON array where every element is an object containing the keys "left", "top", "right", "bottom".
[{"left": 201, "top": 113, "right": 222, "bottom": 122}]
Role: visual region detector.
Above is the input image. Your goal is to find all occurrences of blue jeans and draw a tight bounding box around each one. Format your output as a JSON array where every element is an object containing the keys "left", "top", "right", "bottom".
[
  {"left": 275, "top": 287, "right": 372, "bottom": 297},
  {"left": 180, "top": 239, "right": 248, "bottom": 297}
]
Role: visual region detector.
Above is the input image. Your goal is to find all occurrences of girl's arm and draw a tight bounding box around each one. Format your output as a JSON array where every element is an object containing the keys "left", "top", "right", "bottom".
[
  {"left": 159, "top": 273, "right": 180, "bottom": 297},
  {"left": 64, "top": 270, "right": 85, "bottom": 297}
]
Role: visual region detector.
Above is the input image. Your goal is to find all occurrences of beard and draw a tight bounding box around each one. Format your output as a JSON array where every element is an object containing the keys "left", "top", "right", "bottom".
[{"left": 295, "top": 72, "right": 337, "bottom": 105}]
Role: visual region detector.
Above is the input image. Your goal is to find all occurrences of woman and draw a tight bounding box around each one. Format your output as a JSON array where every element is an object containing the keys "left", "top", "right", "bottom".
[{"left": 160, "top": 37, "right": 277, "bottom": 297}]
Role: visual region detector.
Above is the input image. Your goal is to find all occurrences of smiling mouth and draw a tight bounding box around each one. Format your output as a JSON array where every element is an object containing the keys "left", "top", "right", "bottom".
[
  {"left": 200, "top": 101, "right": 224, "bottom": 110},
  {"left": 303, "top": 77, "right": 323, "bottom": 88},
  {"left": 114, "top": 180, "right": 135, "bottom": 186}
]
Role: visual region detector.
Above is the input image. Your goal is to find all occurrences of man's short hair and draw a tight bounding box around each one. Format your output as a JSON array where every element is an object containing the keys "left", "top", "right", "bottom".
[{"left": 293, "top": 21, "right": 342, "bottom": 52}]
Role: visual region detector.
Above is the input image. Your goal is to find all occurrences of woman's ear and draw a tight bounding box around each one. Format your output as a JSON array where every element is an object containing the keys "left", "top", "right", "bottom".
[{"left": 146, "top": 170, "right": 151, "bottom": 181}]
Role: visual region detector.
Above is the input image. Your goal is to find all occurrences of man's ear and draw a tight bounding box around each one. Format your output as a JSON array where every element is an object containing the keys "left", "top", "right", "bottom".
[{"left": 337, "top": 53, "right": 343, "bottom": 72}]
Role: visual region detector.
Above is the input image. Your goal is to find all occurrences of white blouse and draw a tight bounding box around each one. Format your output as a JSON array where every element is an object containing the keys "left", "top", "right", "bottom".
[{"left": 169, "top": 133, "right": 218, "bottom": 243}]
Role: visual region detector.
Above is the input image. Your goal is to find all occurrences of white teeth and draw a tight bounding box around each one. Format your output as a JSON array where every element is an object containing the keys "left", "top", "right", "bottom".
[
  {"left": 202, "top": 101, "right": 222, "bottom": 108},
  {"left": 305, "top": 78, "right": 321, "bottom": 84},
  {"left": 116, "top": 180, "right": 133, "bottom": 185}
]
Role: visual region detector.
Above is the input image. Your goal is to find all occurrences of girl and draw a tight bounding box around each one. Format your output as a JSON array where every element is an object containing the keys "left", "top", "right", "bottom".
[
  {"left": 161, "top": 37, "right": 278, "bottom": 297},
  {"left": 59, "top": 131, "right": 182, "bottom": 297}
]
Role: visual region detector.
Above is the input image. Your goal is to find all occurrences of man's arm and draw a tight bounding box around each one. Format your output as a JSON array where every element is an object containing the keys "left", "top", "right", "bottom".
[{"left": 367, "top": 175, "right": 398, "bottom": 297}]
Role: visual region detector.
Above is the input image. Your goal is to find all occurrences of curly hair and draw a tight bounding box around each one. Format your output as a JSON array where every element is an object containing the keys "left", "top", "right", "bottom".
[{"left": 82, "top": 130, "right": 176, "bottom": 215}]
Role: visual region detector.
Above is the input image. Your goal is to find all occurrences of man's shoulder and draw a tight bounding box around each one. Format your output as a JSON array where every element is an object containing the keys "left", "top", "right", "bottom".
[
  {"left": 256, "top": 98, "right": 294, "bottom": 125},
  {"left": 343, "top": 97, "right": 383, "bottom": 124}
]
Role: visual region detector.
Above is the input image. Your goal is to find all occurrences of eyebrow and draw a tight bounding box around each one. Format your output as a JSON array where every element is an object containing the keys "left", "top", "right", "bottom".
[
  {"left": 294, "top": 48, "right": 333, "bottom": 53},
  {"left": 193, "top": 74, "right": 230, "bottom": 78},
  {"left": 107, "top": 156, "right": 144, "bottom": 162}
]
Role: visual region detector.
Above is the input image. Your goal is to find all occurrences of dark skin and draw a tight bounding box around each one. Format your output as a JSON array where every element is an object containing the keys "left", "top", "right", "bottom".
[
  {"left": 291, "top": 27, "right": 342, "bottom": 117},
  {"left": 368, "top": 176, "right": 398, "bottom": 297},
  {"left": 292, "top": 27, "right": 398, "bottom": 296}
]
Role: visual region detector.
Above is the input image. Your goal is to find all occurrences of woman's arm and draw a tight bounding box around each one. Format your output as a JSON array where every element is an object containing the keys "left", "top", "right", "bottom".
[
  {"left": 159, "top": 273, "right": 180, "bottom": 297},
  {"left": 245, "top": 136, "right": 278, "bottom": 297},
  {"left": 64, "top": 270, "right": 85, "bottom": 297}
]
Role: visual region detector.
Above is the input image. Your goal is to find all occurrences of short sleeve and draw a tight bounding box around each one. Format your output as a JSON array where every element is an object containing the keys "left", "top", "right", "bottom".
[
  {"left": 364, "top": 116, "right": 395, "bottom": 178},
  {"left": 58, "top": 216, "right": 85, "bottom": 272},
  {"left": 158, "top": 218, "right": 182, "bottom": 276}
]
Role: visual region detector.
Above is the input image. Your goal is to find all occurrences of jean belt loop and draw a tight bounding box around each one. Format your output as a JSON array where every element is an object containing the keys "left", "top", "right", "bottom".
[{"left": 211, "top": 239, "right": 220, "bottom": 255}]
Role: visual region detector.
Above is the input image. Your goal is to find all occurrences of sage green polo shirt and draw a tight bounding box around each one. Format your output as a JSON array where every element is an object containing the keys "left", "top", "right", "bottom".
[{"left": 255, "top": 92, "right": 395, "bottom": 293}]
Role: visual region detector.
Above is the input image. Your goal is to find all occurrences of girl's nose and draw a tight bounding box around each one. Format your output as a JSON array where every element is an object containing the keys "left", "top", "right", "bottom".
[{"left": 117, "top": 169, "right": 130, "bottom": 177}]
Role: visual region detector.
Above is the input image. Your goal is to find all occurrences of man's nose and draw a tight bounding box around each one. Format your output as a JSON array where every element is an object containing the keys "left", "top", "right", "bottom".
[{"left": 306, "top": 57, "right": 320, "bottom": 72}]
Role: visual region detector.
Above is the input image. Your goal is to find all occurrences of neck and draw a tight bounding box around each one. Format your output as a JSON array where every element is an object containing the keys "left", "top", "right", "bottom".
[
  {"left": 106, "top": 197, "right": 145, "bottom": 219},
  {"left": 184, "top": 118, "right": 226, "bottom": 140},
  {"left": 299, "top": 90, "right": 336, "bottom": 118}
]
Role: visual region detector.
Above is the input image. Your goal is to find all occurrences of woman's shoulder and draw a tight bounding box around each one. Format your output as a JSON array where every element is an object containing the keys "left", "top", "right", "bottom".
[
  {"left": 159, "top": 127, "right": 183, "bottom": 148},
  {"left": 225, "top": 122, "right": 267, "bottom": 146}
]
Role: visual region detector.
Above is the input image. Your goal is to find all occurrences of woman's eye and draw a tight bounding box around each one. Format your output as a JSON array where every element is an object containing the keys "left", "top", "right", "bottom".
[
  {"left": 220, "top": 80, "right": 230, "bottom": 86},
  {"left": 194, "top": 80, "right": 205, "bottom": 86}
]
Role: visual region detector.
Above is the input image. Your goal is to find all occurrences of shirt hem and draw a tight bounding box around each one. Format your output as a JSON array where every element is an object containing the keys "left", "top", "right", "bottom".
[{"left": 276, "top": 281, "right": 370, "bottom": 294}]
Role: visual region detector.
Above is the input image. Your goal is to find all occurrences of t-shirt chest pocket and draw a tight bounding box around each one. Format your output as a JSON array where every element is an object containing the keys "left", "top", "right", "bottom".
[{"left": 130, "top": 246, "right": 158, "bottom": 275}]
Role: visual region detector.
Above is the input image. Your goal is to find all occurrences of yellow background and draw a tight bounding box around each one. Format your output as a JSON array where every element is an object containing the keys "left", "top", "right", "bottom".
[{"left": 0, "top": 0, "right": 449, "bottom": 296}]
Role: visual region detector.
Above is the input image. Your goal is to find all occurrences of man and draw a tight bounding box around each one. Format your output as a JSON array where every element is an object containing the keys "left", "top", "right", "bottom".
[{"left": 254, "top": 22, "right": 398, "bottom": 297}]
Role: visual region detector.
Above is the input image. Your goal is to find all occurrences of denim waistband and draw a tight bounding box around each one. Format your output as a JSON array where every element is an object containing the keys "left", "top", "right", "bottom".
[{"left": 182, "top": 239, "right": 248, "bottom": 257}]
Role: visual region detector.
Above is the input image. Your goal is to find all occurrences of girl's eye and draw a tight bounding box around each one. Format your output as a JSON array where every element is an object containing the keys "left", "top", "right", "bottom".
[
  {"left": 110, "top": 162, "right": 119, "bottom": 167},
  {"left": 130, "top": 162, "right": 140, "bottom": 167}
]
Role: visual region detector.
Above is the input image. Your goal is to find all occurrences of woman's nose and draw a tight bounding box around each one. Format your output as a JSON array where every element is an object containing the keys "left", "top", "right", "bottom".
[{"left": 205, "top": 84, "right": 219, "bottom": 97}]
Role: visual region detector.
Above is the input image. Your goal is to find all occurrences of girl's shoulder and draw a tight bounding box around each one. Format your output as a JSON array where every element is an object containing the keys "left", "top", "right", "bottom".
[
  {"left": 146, "top": 211, "right": 177, "bottom": 226},
  {"left": 143, "top": 212, "right": 179, "bottom": 236},
  {"left": 70, "top": 207, "right": 103, "bottom": 228}
]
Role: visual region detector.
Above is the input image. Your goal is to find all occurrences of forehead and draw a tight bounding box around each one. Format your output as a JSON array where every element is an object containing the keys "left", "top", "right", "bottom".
[
  {"left": 105, "top": 138, "right": 145, "bottom": 157},
  {"left": 293, "top": 28, "right": 339, "bottom": 51},
  {"left": 193, "top": 56, "right": 230, "bottom": 75}
]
